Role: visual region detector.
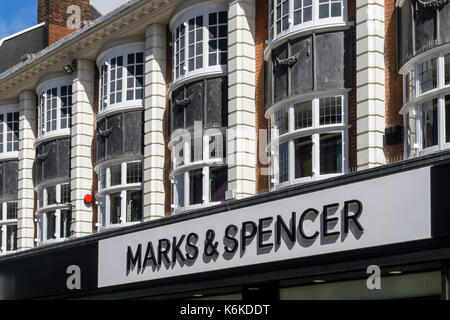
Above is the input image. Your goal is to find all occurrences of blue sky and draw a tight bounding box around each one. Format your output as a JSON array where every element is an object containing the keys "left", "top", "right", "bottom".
[
  {"left": 0, "top": 0, "right": 128, "bottom": 40},
  {"left": 0, "top": 0, "right": 37, "bottom": 40}
]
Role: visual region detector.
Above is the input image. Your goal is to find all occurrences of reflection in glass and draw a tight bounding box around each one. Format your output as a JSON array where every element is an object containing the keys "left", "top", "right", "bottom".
[
  {"left": 279, "top": 141, "right": 289, "bottom": 183},
  {"left": 210, "top": 166, "right": 227, "bottom": 202},
  {"left": 320, "top": 133, "right": 342, "bottom": 175},
  {"left": 126, "top": 190, "right": 142, "bottom": 223},
  {"left": 421, "top": 99, "right": 438, "bottom": 149},
  {"left": 175, "top": 174, "right": 185, "bottom": 208},
  {"left": 46, "top": 211, "right": 56, "bottom": 240},
  {"left": 295, "top": 136, "right": 313, "bottom": 179},
  {"left": 190, "top": 169, "right": 203, "bottom": 205},
  {"left": 110, "top": 193, "right": 121, "bottom": 225}
]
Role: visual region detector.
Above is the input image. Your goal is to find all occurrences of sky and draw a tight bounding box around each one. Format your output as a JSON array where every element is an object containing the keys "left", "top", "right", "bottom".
[{"left": 0, "top": 0, "right": 129, "bottom": 40}]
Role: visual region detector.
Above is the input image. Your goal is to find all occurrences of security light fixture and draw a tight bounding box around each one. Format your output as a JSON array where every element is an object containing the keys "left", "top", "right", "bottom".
[{"left": 63, "top": 60, "right": 77, "bottom": 74}]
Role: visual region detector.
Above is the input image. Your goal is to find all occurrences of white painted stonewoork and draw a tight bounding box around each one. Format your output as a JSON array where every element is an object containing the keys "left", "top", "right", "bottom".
[
  {"left": 356, "top": 0, "right": 386, "bottom": 169},
  {"left": 71, "top": 60, "right": 95, "bottom": 237},
  {"left": 144, "top": 24, "right": 166, "bottom": 221},
  {"left": 227, "top": 0, "right": 257, "bottom": 199},
  {"left": 18, "top": 91, "right": 36, "bottom": 250}
]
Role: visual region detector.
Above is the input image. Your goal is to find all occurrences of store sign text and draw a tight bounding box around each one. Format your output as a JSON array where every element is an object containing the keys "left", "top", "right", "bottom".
[{"left": 126, "top": 200, "right": 364, "bottom": 274}]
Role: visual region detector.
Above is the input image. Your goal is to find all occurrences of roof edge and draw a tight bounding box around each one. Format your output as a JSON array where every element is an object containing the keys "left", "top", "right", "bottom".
[{"left": 0, "top": 22, "right": 46, "bottom": 47}]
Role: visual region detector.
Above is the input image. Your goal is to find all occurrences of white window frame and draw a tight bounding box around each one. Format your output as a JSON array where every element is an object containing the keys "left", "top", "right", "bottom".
[
  {"left": 0, "top": 106, "right": 20, "bottom": 159},
  {"left": 402, "top": 49, "right": 450, "bottom": 158},
  {"left": 268, "top": 0, "right": 348, "bottom": 43},
  {"left": 170, "top": 2, "right": 228, "bottom": 88},
  {"left": 269, "top": 93, "right": 348, "bottom": 191},
  {"left": 97, "top": 160, "right": 143, "bottom": 231},
  {"left": 170, "top": 131, "right": 227, "bottom": 214},
  {"left": 36, "top": 182, "right": 72, "bottom": 245},
  {"left": 36, "top": 77, "right": 73, "bottom": 141},
  {"left": 96, "top": 43, "right": 145, "bottom": 117},
  {"left": 0, "top": 201, "right": 18, "bottom": 255}
]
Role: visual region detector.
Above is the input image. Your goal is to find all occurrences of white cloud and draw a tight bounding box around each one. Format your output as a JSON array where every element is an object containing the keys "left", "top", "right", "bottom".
[{"left": 91, "top": 0, "right": 130, "bottom": 15}]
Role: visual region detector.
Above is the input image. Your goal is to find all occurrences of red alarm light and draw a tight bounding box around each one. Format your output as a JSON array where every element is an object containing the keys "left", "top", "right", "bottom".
[{"left": 84, "top": 194, "right": 93, "bottom": 204}]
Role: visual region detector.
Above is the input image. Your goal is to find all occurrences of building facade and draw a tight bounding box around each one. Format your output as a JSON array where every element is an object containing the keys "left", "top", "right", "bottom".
[{"left": 0, "top": 0, "right": 449, "bottom": 300}]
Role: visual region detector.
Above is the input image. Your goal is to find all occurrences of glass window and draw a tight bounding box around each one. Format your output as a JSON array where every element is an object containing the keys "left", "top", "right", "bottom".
[
  {"left": 175, "top": 24, "right": 186, "bottom": 79},
  {"left": 60, "top": 85, "right": 72, "bottom": 129},
  {"left": 188, "top": 16, "right": 204, "bottom": 72},
  {"left": 46, "top": 88, "right": 58, "bottom": 132},
  {"left": 126, "top": 190, "right": 142, "bottom": 223},
  {"left": 210, "top": 166, "right": 227, "bottom": 202},
  {"left": 445, "top": 53, "right": 450, "bottom": 86},
  {"left": 174, "top": 141, "right": 185, "bottom": 168},
  {"left": 100, "top": 168, "right": 107, "bottom": 190},
  {"left": 190, "top": 169, "right": 203, "bottom": 205},
  {"left": 405, "top": 69, "right": 415, "bottom": 103},
  {"left": 421, "top": 99, "right": 439, "bottom": 149},
  {"left": 446, "top": 95, "right": 450, "bottom": 143},
  {"left": 110, "top": 56, "right": 123, "bottom": 105},
  {"left": 276, "top": 0, "right": 290, "bottom": 36},
  {"left": 39, "top": 93, "right": 45, "bottom": 135},
  {"left": 100, "top": 64, "right": 108, "bottom": 110},
  {"left": 295, "top": 136, "right": 313, "bottom": 179},
  {"left": 418, "top": 58, "right": 438, "bottom": 94},
  {"left": 0, "top": 114, "right": 4, "bottom": 153},
  {"left": 47, "top": 185, "right": 57, "bottom": 206},
  {"left": 279, "top": 141, "right": 289, "bottom": 183},
  {"left": 99, "top": 196, "right": 106, "bottom": 227},
  {"left": 294, "top": 0, "right": 313, "bottom": 25},
  {"left": 209, "top": 12, "right": 228, "bottom": 66},
  {"left": 406, "top": 109, "right": 417, "bottom": 158},
  {"left": 319, "top": 0, "right": 342, "bottom": 19},
  {"left": 126, "top": 53, "right": 144, "bottom": 101},
  {"left": 6, "top": 225, "right": 17, "bottom": 252},
  {"left": 320, "top": 132, "right": 342, "bottom": 175},
  {"left": 6, "top": 202, "right": 17, "bottom": 220},
  {"left": 209, "top": 134, "right": 226, "bottom": 159},
  {"left": 110, "top": 164, "right": 122, "bottom": 186},
  {"left": 110, "top": 192, "right": 122, "bottom": 225},
  {"left": 294, "top": 101, "right": 313, "bottom": 130},
  {"left": 46, "top": 211, "right": 56, "bottom": 240},
  {"left": 6, "top": 112, "right": 19, "bottom": 152},
  {"left": 191, "top": 136, "right": 203, "bottom": 163},
  {"left": 61, "top": 183, "right": 71, "bottom": 204},
  {"left": 60, "top": 210, "right": 72, "bottom": 238},
  {"left": 269, "top": 0, "right": 274, "bottom": 40},
  {"left": 275, "top": 107, "right": 289, "bottom": 136},
  {"left": 320, "top": 96, "right": 342, "bottom": 125},
  {"left": 175, "top": 173, "right": 185, "bottom": 208},
  {"left": 127, "top": 162, "right": 142, "bottom": 184}
]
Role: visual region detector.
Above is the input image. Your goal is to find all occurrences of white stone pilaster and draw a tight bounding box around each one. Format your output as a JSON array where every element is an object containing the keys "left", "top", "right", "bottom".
[
  {"left": 144, "top": 24, "right": 167, "bottom": 221},
  {"left": 227, "top": 0, "right": 257, "bottom": 199},
  {"left": 18, "top": 91, "right": 36, "bottom": 251},
  {"left": 356, "top": 0, "right": 386, "bottom": 170},
  {"left": 71, "top": 59, "right": 94, "bottom": 237}
]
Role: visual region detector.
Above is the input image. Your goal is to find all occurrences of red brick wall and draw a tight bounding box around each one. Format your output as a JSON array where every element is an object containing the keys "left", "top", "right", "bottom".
[
  {"left": 38, "top": 0, "right": 90, "bottom": 46},
  {"left": 385, "top": 0, "right": 404, "bottom": 162},
  {"left": 348, "top": 0, "right": 357, "bottom": 171},
  {"left": 255, "top": 0, "right": 269, "bottom": 195}
]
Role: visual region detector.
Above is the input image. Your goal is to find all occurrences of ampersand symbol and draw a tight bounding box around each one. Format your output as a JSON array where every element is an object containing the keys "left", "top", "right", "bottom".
[{"left": 204, "top": 230, "right": 219, "bottom": 257}]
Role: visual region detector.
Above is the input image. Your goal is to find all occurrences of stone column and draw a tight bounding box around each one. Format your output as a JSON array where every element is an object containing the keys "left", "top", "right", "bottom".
[
  {"left": 18, "top": 91, "right": 36, "bottom": 251},
  {"left": 71, "top": 59, "right": 95, "bottom": 237},
  {"left": 356, "top": 0, "right": 386, "bottom": 169},
  {"left": 227, "top": 0, "right": 257, "bottom": 199},
  {"left": 143, "top": 24, "right": 167, "bottom": 221}
]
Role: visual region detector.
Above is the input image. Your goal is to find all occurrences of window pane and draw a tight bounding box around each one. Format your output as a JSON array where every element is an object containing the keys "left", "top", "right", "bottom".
[
  {"left": 446, "top": 54, "right": 450, "bottom": 86},
  {"left": 191, "top": 136, "right": 203, "bottom": 163},
  {"left": 275, "top": 108, "right": 289, "bottom": 136},
  {"left": 46, "top": 211, "right": 56, "bottom": 240},
  {"left": 126, "top": 190, "right": 142, "bottom": 222},
  {"left": 100, "top": 168, "right": 107, "bottom": 190},
  {"left": 60, "top": 210, "right": 72, "bottom": 238},
  {"left": 407, "top": 109, "right": 417, "bottom": 158},
  {"left": 210, "top": 166, "right": 227, "bottom": 202},
  {"left": 320, "top": 96, "right": 342, "bottom": 125},
  {"left": 295, "top": 136, "right": 313, "bottom": 179},
  {"left": 446, "top": 95, "right": 450, "bottom": 143},
  {"left": 127, "top": 162, "right": 142, "bottom": 184},
  {"left": 418, "top": 58, "right": 437, "bottom": 94},
  {"left": 47, "top": 186, "right": 57, "bottom": 206},
  {"left": 110, "top": 164, "right": 122, "bottom": 186},
  {"left": 294, "top": 101, "right": 312, "bottom": 130},
  {"left": 189, "top": 169, "right": 203, "bottom": 205},
  {"left": 99, "top": 196, "right": 106, "bottom": 227},
  {"left": 175, "top": 173, "right": 185, "bottom": 208},
  {"left": 61, "top": 183, "right": 71, "bottom": 203},
  {"left": 421, "top": 99, "right": 439, "bottom": 149},
  {"left": 279, "top": 141, "right": 289, "bottom": 183},
  {"left": 405, "top": 69, "right": 415, "bottom": 103},
  {"left": 6, "top": 225, "right": 17, "bottom": 251},
  {"left": 110, "top": 193, "right": 121, "bottom": 225},
  {"left": 209, "top": 135, "right": 225, "bottom": 159},
  {"left": 320, "top": 133, "right": 342, "bottom": 175},
  {"left": 6, "top": 202, "right": 17, "bottom": 220}
]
